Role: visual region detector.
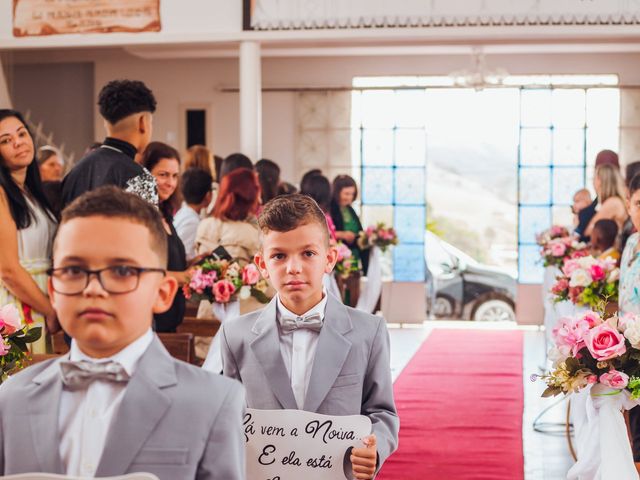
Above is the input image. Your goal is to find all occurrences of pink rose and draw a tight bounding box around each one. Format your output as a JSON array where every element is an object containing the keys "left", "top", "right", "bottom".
[
  {"left": 590, "top": 264, "right": 606, "bottom": 282},
  {"left": 551, "top": 278, "right": 569, "bottom": 295},
  {"left": 0, "top": 304, "right": 22, "bottom": 335},
  {"left": 587, "top": 375, "right": 598, "bottom": 384},
  {"left": 242, "top": 264, "right": 260, "bottom": 285},
  {"left": 571, "top": 249, "right": 589, "bottom": 259},
  {"left": 584, "top": 322, "right": 627, "bottom": 361},
  {"left": 0, "top": 337, "right": 9, "bottom": 356},
  {"left": 562, "top": 259, "right": 579, "bottom": 277},
  {"left": 213, "top": 280, "right": 236, "bottom": 303},
  {"left": 336, "top": 243, "right": 352, "bottom": 262},
  {"left": 581, "top": 311, "right": 603, "bottom": 328},
  {"left": 550, "top": 241, "right": 567, "bottom": 257},
  {"left": 552, "top": 315, "right": 591, "bottom": 356},
  {"left": 599, "top": 370, "right": 629, "bottom": 389},
  {"left": 568, "top": 286, "right": 584, "bottom": 303}
]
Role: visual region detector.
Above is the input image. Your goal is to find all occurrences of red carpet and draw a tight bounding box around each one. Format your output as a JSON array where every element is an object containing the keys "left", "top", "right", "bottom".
[{"left": 379, "top": 328, "right": 524, "bottom": 480}]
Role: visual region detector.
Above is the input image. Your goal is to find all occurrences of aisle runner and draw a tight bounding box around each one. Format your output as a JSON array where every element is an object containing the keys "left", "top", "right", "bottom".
[{"left": 379, "top": 329, "right": 524, "bottom": 480}]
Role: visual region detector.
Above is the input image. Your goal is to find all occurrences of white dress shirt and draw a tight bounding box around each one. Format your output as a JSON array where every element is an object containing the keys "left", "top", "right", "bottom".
[
  {"left": 58, "top": 329, "right": 154, "bottom": 477},
  {"left": 276, "top": 292, "right": 327, "bottom": 409},
  {"left": 174, "top": 203, "right": 201, "bottom": 261}
]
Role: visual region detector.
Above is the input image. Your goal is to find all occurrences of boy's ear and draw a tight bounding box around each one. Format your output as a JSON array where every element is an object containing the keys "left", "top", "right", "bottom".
[
  {"left": 138, "top": 114, "right": 147, "bottom": 134},
  {"left": 47, "top": 277, "right": 57, "bottom": 308},
  {"left": 152, "top": 275, "right": 179, "bottom": 314},
  {"left": 254, "top": 251, "right": 269, "bottom": 279},
  {"left": 325, "top": 245, "right": 339, "bottom": 274}
]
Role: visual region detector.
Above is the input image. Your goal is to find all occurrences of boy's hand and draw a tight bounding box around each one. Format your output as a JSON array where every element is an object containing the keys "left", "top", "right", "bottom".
[{"left": 351, "top": 434, "right": 377, "bottom": 479}]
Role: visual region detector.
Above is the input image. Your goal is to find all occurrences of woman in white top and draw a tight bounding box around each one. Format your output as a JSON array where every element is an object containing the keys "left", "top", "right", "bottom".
[
  {"left": 0, "top": 110, "right": 59, "bottom": 352},
  {"left": 585, "top": 163, "right": 629, "bottom": 237}
]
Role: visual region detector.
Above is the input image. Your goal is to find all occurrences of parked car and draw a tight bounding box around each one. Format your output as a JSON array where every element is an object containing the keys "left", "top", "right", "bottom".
[{"left": 425, "top": 231, "right": 517, "bottom": 321}]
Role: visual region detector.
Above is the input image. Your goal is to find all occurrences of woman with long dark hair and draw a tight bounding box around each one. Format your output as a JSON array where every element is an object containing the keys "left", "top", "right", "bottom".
[
  {"left": 141, "top": 141, "right": 188, "bottom": 332},
  {"left": 0, "top": 109, "right": 59, "bottom": 351},
  {"left": 330, "top": 174, "right": 369, "bottom": 275},
  {"left": 255, "top": 158, "right": 280, "bottom": 205}
]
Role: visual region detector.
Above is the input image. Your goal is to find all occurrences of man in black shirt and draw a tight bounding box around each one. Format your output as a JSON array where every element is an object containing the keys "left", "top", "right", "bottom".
[{"left": 61, "top": 79, "right": 159, "bottom": 208}]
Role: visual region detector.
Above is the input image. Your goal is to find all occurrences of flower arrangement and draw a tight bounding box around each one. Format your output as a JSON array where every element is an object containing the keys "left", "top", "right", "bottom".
[
  {"left": 535, "top": 310, "right": 640, "bottom": 399},
  {"left": 550, "top": 255, "right": 619, "bottom": 309},
  {"left": 0, "top": 304, "right": 42, "bottom": 383},
  {"left": 334, "top": 242, "right": 359, "bottom": 279},
  {"left": 357, "top": 223, "right": 399, "bottom": 253},
  {"left": 183, "top": 257, "right": 270, "bottom": 305},
  {"left": 536, "top": 225, "right": 570, "bottom": 247},
  {"left": 540, "top": 235, "right": 589, "bottom": 268}
]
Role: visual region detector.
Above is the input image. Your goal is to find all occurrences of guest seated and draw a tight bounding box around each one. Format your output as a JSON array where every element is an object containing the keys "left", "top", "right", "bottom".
[
  {"left": 591, "top": 218, "right": 620, "bottom": 262},
  {"left": 37, "top": 145, "right": 64, "bottom": 182},
  {"left": 0, "top": 186, "right": 246, "bottom": 479},
  {"left": 572, "top": 188, "right": 593, "bottom": 240},
  {"left": 300, "top": 172, "right": 337, "bottom": 242},
  {"left": 194, "top": 168, "right": 260, "bottom": 263},
  {"left": 174, "top": 168, "right": 213, "bottom": 262},
  {"left": 255, "top": 158, "right": 281, "bottom": 205},
  {"left": 141, "top": 142, "right": 188, "bottom": 333},
  {"left": 619, "top": 162, "right": 640, "bottom": 252},
  {"left": 218, "top": 152, "right": 252, "bottom": 181}
]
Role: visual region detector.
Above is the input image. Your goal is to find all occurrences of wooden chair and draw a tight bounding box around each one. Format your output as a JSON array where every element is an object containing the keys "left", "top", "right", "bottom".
[
  {"left": 177, "top": 316, "right": 221, "bottom": 337},
  {"left": 157, "top": 332, "right": 197, "bottom": 365},
  {"left": 185, "top": 301, "right": 200, "bottom": 318}
]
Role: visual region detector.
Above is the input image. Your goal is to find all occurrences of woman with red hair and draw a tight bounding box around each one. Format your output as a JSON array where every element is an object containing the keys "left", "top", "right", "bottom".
[{"left": 194, "top": 168, "right": 261, "bottom": 262}]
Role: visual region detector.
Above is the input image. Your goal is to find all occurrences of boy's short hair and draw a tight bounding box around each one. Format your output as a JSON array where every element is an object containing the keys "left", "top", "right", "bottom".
[
  {"left": 98, "top": 79, "right": 157, "bottom": 125},
  {"left": 181, "top": 167, "right": 213, "bottom": 205},
  {"left": 258, "top": 194, "right": 329, "bottom": 243},
  {"left": 593, "top": 218, "right": 618, "bottom": 250},
  {"left": 54, "top": 186, "right": 168, "bottom": 266}
]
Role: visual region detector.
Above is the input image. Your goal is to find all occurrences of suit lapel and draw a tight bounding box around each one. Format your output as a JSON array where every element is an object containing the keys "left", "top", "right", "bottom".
[
  {"left": 27, "top": 357, "right": 66, "bottom": 474},
  {"left": 303, "top": 293, "right": 353, "bottom": 412},
  {"left": 249, "top": 297, "right": 298, "bottom": 409},
  {"left": 95, "top": 337, "right": 176, "bottom": 477}
]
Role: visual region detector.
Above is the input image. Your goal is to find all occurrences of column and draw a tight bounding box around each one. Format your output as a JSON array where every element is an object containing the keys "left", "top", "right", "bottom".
[{"left": 239, "top": 41, "right": 262, "bottom": 161}]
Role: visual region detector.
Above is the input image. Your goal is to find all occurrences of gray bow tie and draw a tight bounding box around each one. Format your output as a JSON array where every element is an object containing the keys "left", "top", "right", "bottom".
[
  {"left": 280, "top": 313, "right": 323, "bottom": 334},
  {"left": 60, "top": 360, "right": 130, "bottom": 390}
]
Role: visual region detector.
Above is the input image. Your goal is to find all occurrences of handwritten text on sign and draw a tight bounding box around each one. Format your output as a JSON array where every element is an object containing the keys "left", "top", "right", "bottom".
[
  {"left": 12, "top": 0, "right": 160, "bottom": 37},
  {"left": 245, "top": 408, "right": 372, "bottom": 480}
]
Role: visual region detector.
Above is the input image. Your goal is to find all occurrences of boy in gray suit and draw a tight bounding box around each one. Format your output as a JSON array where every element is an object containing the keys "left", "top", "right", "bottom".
[
  {"left": 221, "top": 194, "right": 399, "bottom": 479},
  {"left": 0, "top": 186, "right": 245, "bottom": 479}
]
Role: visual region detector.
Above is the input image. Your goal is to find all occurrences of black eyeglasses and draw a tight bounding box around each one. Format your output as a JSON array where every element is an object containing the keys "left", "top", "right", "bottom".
[{"left": 47, "top": 266, "right": 166, "bottom": 295}]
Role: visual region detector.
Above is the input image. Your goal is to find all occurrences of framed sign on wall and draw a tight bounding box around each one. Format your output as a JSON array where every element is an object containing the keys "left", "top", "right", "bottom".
[{"left": 13, "top": 0, "right": 161, "bottom": 37}]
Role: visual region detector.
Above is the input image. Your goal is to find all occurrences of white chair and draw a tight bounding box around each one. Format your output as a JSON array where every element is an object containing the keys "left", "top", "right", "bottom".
[{"left": 2, "top": 473, "right": 160, "bottom": 480}]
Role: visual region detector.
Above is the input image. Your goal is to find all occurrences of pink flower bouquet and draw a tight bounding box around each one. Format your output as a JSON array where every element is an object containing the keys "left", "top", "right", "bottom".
[
  {"left": 183, "top": 257, "right": 270, "bottom": 305},
  {"left": 357, "top": 222, "right": 399, "bottom": 253},
  {"left": 334, "top": 242, "right": 359, "bottom": 279},
  {"left": 0, "top": 304, "right": 42, "bottom": 383},
  {"left": 536, "top": 225, "right": 570, "bottom": 247},
  {"left": 539, "top": 235, "right": 588, "bottom": 268},
  {"left": 550, "top": 255, "right": 619, "bottom": 309},
  {"left": 536, "top": 310, "right": 640, "bottom": 399}
]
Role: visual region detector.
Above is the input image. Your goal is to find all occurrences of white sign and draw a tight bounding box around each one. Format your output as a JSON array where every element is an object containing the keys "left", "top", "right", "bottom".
[{"left": 244, "top": 408, "right": 372, "bottom": 480}]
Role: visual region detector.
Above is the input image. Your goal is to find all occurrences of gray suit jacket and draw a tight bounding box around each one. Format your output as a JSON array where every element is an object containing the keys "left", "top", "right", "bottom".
[
  {"left": 0, "top": 335, "right": 246, "bottom": 480},
  {"left": 221, "top": 293, "right": 399, "bottom": 469}
]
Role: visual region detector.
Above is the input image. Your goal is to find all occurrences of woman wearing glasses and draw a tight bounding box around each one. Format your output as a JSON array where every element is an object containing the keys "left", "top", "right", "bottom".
[{"left": 0, "top": 109, "right": 60, "bottom": 352}]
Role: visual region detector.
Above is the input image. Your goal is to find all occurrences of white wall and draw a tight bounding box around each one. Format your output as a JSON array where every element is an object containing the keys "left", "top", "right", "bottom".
[{"left": 88, "top": 49, "right": 640, "bottom": 184}]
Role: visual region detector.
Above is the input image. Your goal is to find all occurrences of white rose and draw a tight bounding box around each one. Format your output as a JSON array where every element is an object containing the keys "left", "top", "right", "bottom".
[
  {"left": 239, "top": 285, "right": 251, "bottom": 300},
  {"left": 548, "top": 346, "right": 570, "bottom": 368},
  {"left": 569, "top": 268, "right": 593, "bottom": 287},
  {"left": 608, "top": 269, "right": 620, "bottom": 282},
  {"left": 577, "top": 256, "right": 596, "bottom": 269},
  {"left": 625, "top": 323, "right": 640, "bottom": 349}
]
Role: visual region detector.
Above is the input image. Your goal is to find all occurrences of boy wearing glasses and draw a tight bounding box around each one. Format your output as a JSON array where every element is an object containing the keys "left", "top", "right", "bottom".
[{"left": 0, "top": 186, "right": 245, "bottom": 479}]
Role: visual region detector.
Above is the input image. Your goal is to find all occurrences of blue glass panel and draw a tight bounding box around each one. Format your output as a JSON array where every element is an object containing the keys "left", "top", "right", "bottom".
[
  {"left": 521, "top": 89, "right": 552, "bottom": 127},
  {"left": 395, "top": 129, "right": 426, "bottom": 167},
  {"left": 520, "top": 167, "right": 551, "bottom": 205},
  {"left": 553, "top": 167, "right": 585, "bottom": 206},
  {"left": 394, "top": 205, "right": 426, "bottom": 243},
  {"left": 393, "top": 243, "right": 426, "bottom": 282},
  {"left": 362, "top": 167, "right": 393, "bottom": 205},
  {"left": 520, "top": 128, "right": 551, "bottom": 166},
  {"left": 362, "top": 129, "right": 393, "bottom": 166},
  {"left": 519, "top": 244, "right": 544, "bottom": 284},
  {"left": 394, "top": 168, "right": 425, "bottom": 205},
  {"left": 519, "top": 206, "right": 551, "bottom": 245}
]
